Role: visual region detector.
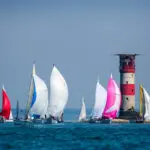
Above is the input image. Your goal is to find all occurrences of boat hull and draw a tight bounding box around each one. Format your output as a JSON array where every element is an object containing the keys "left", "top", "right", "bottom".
[
  {"left": 88, "top": 119, "right": 112, "bottom": 124},
  {"left": 100, "top": 119, "right": 112, "bottom": 124}
]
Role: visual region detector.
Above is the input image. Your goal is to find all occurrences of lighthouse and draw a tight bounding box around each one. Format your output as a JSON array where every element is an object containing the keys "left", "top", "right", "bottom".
[{"left": 116, "top": 54, "right": 139, "bottom": 119}]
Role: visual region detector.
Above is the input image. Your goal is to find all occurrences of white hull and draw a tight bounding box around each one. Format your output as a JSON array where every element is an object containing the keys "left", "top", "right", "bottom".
[
  {"left": 0, "top": 119, "right": 14, "bottom": 123},
  {"left": 6, "top": 119, "right": 13, "bottom": 123}
]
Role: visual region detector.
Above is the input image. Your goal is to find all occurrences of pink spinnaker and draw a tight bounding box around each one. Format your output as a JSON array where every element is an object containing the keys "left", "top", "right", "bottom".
[{"left": 103, "top": 75, "right": 121, "bottom": 119}]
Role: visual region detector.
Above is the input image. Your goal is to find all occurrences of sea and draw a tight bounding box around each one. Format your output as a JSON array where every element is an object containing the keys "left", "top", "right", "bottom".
[{"left": 0, "top": 108, "right": 149, "bottom": 150}]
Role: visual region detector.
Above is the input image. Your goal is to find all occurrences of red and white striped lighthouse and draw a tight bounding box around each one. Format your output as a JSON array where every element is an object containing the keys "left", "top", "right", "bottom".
[{"left": 116, "top": 54, "right": 138, "bottom": 113}]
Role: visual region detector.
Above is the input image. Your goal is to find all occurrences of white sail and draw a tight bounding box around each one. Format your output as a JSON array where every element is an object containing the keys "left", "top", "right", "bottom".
[
  {"left": 79, "top": 97, "right": 86, "bottom": 121},
  {"left": 29, "top": 74, "right": 48, "bottom": 118},
  {"left": 143, "top": 88, "right": 150, "bottom": 120},
  {"left": 47, "top": 65, "right": 68, "bottom": 118},
  {"left": 9, "top": 111, "right": 13, "bottom": 120},
  {"left": 92, "top": 80, "right": 107, "bottom": 119},
  {"left": 25, "top": 64, "right": 36, "bottom": 118},
  {"left": 5, "top": 111, "right": 14, "bottom": 122}
]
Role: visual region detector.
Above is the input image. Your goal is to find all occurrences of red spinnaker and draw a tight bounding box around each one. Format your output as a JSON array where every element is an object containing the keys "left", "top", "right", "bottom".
[{"left": 0, "top": 88, "right": 11, "bottom": 119}]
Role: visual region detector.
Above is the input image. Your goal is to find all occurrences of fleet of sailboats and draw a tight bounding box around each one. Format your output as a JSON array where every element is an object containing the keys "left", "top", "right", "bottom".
[{"left": 0, "top": 63, "right": 149, "bottom": 124}]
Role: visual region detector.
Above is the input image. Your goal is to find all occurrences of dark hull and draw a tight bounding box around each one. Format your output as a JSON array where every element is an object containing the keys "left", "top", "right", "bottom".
[
  {"left": 88, "top": 119, "right": 112, "bottom": 124},
  {"left": 136, "top": 120, "right": 144, "bottom": 123}
]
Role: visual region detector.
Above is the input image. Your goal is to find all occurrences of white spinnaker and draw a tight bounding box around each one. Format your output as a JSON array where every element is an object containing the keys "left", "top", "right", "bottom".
[
  {"left": 79, "top": 97, "right": 86, "bottom": 121},
  {"left": 106, "top": 80, "right": 121, "bottom": 116},
  {"left": 92, "top": 81, "right": 107, "bottom": 119},
  {"left": 9, "top": 111, "right": 13, "bottom": 120},
  {"left": 47, "top": 66, "right": 68, "bottom": 118},
  {"left": 30, "top": 74, "right": 48, "bottom": 118},
  {"left": 143, "top": 88, "right": 150, "bottom": 120}
]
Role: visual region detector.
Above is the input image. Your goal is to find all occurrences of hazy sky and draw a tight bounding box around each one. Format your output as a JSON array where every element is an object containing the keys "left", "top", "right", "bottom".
[{"left": 0, "top": 0, "right": 150, "bottom": 110}]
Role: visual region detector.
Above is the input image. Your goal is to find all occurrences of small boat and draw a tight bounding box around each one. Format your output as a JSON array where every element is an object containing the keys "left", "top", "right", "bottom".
[
  {"left": 0, "top": 85, "right": 13, "bottom": 123},
  {"left": 91, "top": 77, "right": 107, "bottom": 121},
  {"left": 15, "top": 100, "right": 19, "bottom": 120},
  {"left": 14, "top": 100, "right": 23, "bottom": 125},
  {"left": 46, "top": 65, "right": 69, "bottom": 124},
  {"left": 24, "top": 64, "right": 48, "bottom": 123},
  {"left": 79, "top": 97, "right": 86, "bottom": 122},
  {"left": 102, "top": 74, "right": 121, "bottom": 123}
]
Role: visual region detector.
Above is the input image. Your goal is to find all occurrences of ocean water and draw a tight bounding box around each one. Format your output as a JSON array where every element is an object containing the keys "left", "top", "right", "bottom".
[{"left": 0, "top": 109, "right": 150, "bottom": 150}]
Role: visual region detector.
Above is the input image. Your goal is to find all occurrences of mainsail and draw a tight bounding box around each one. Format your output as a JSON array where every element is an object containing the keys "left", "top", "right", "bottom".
[
  {"left": 25, "top": 64, "right": 36, "bottom": 119},
  {"left": 143, "top": 87, "right": 150, "bottom": 120},
  {"left": 0, "top": 86, "right": 11, "bottom": 119},
  {"left": 139, "top": 84, "right": 144, "bottom": 117},
  {"left": 47, "top": 65, "right": 69, "bottom": 119},
  {"left": 9, "top": 111, "right": 13, "bottom": 120},
  {"left": 103, "top": 74, "right": 121, "bottom": 119},
  {"left": 25, "top": 64, "right": 48, "bottom": 119},
  {"left": 79, "top": 97, "right": 86, "bottom": 121},
  {"left": 92, "top": 79, "right": 107, "bottom": 119}
]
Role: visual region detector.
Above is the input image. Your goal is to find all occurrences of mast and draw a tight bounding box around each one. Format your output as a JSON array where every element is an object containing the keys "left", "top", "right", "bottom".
[{"left": 16, "top": 100, "right": 19, "bottom": 120}]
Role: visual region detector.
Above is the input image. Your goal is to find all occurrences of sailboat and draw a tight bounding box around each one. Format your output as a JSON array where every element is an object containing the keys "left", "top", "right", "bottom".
[
  {"left": 138, "top": 85, "right": 150, "bottom": 123},
  {"left": 24, "top": 64, "right": 48, "bottom": 122},
  {"left": 0, "top": 85, "right": 12, "bottom": 123},
  {"left": 46, "top": 65, "right": 69, "bottom": 123},
  {"left": 79, "top": 97, "right": 86, "bottom": 122},
  {"left": 102, "top": 74, "right": 121, "bottom": 123},
  {"left": 91, "top": 78, "right": 107, "bottom": 121},
  {"left": 14, "top": 100, "right": 23, "bottom": 125}
]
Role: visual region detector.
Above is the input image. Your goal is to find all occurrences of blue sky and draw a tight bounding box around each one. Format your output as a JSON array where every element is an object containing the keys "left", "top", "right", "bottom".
[{"left": 0, "top": 0, "right": 150, "bottom": 109}]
